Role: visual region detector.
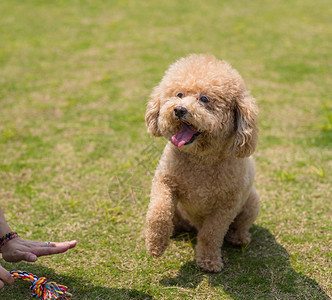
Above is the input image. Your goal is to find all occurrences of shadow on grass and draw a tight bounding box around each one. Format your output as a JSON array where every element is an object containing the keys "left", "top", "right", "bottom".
[
  {"left": 2, "top": 261, "right": 152, "bottom": 300},
  {"left": 160, "top": 226, "right": 329, "bottom": 299}
]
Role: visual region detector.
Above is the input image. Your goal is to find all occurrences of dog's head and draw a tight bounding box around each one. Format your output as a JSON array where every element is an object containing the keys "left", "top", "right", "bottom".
[{"left": 145, "top": 54, "right": 258, "bottom": 157}]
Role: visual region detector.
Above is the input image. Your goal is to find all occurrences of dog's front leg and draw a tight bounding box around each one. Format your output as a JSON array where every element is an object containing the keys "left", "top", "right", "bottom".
[
  {"left": 195, "top": 209, "right": 236, "bottom": 273},
  {"left": 145, "top": 176, "right": 177, "bottom": 257}
]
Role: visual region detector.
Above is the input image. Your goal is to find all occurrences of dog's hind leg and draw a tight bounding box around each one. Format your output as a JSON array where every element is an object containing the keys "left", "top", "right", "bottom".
[{"left": 225, "top": 186, "right": 260, "bottom": 246}]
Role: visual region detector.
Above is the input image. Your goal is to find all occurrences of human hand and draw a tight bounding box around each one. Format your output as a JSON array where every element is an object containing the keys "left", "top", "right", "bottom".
[
  {"left": 1, "top": 238, "right": 77, "bottom": 263},
  {"left": 0, "top": 264, "right": 14, "bottom": 289}
]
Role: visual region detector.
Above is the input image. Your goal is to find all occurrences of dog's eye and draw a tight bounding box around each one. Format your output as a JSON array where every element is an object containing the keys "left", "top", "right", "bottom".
[
  {"left": 200, "top": 96, "right": 209, "bottom": 103},
  {"left": 177, "top": 93, "right": 184, "bottom": 98}
]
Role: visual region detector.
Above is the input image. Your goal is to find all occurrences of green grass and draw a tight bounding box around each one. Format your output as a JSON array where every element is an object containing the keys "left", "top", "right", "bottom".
[{"left": 0, "top": 0, "right": 331, "bottom": 299}]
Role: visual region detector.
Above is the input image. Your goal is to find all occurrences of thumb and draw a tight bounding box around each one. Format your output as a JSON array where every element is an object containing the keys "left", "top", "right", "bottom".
[
  {"left": 3, "top": 250, "right": 37, "bottom": 262},
  {"left": 22, "top": 252, "right": 37, "bottom": 262}
]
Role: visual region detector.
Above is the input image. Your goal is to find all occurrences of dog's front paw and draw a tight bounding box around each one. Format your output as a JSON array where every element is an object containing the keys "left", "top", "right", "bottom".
[
  {"left": 195, "top": 241, "right": 223, "bottom": 272},
  {"left": 145, "top": 231, "right": 169, "bottom": 257},
  {"left": 146, "top": 242, "right": 166, "bottom": 258},
  {"left": 196, "top": 256, "right": 223, "bottom": 273}
]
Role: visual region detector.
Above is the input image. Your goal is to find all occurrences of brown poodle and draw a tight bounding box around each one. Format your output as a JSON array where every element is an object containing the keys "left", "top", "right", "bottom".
[{"left": 144, "top": 54, "right": 260, "bottom": 272}]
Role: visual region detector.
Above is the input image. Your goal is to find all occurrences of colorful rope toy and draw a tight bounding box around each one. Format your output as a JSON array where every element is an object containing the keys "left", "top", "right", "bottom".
[{"left": 10, "top": 270, "right": 72, "bottom": 299}]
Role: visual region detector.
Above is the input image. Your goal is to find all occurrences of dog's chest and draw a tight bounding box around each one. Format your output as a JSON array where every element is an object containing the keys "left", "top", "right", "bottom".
[{"left": 174, "top": 161, "right": 240, "bottom": 213}]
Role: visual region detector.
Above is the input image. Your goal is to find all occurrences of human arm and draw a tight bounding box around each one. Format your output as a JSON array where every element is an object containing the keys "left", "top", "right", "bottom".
[{"left": 0, "top": 207, "right": 76, "bottom": 289}]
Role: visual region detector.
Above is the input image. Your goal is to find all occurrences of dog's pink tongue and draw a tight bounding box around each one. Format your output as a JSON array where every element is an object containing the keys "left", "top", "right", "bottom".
[{"left": 172, "top": 123, "right": 196, "bottom": 148}]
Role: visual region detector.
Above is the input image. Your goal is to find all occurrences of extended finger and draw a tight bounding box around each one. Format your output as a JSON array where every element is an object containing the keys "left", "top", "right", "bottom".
[
  {"left": 48, "top": 240, "right": 77, "bottom": 249},
  {"left": 33, "top": 244, "right": 71, "bottom": 257}
]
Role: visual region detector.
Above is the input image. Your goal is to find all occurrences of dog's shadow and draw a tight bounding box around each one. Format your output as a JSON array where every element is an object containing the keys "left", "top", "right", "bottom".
[{"left": 161, "top": 226, "right": 329, "bottom": 299}]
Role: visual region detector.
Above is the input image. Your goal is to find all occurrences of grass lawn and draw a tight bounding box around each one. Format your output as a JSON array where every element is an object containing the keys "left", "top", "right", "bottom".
[{"left": 0, "top": 0, "right": 331, "bottom": 299}]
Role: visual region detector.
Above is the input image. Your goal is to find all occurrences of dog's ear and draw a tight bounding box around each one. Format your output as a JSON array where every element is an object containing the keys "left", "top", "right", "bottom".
[
  {"left": 233, "top": 93, "right": 258, "bottom": 157},
  {"left": 145, "top": 86, "right": 162, "bottom": 137}
]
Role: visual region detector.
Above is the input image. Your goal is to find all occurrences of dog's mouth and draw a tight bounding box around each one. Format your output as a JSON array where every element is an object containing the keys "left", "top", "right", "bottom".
[{"left": 171, "top": 121, "right": 202, "bottom": 148}]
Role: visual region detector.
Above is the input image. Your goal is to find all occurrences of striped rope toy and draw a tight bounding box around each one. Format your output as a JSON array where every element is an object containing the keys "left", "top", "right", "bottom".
[{"left": 10, "top": 270, "right": 72, "bottom": 299}]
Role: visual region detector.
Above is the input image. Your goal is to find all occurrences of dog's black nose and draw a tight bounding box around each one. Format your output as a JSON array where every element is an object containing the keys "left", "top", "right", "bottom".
[{"left": 174, "top": 106, "right": 188, "bottom": 118}]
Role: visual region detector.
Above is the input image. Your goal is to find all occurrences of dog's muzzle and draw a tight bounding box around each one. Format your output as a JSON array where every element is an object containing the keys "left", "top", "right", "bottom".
[{"left": 174, "top": 106, "right": 188, "bottom": 119}]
